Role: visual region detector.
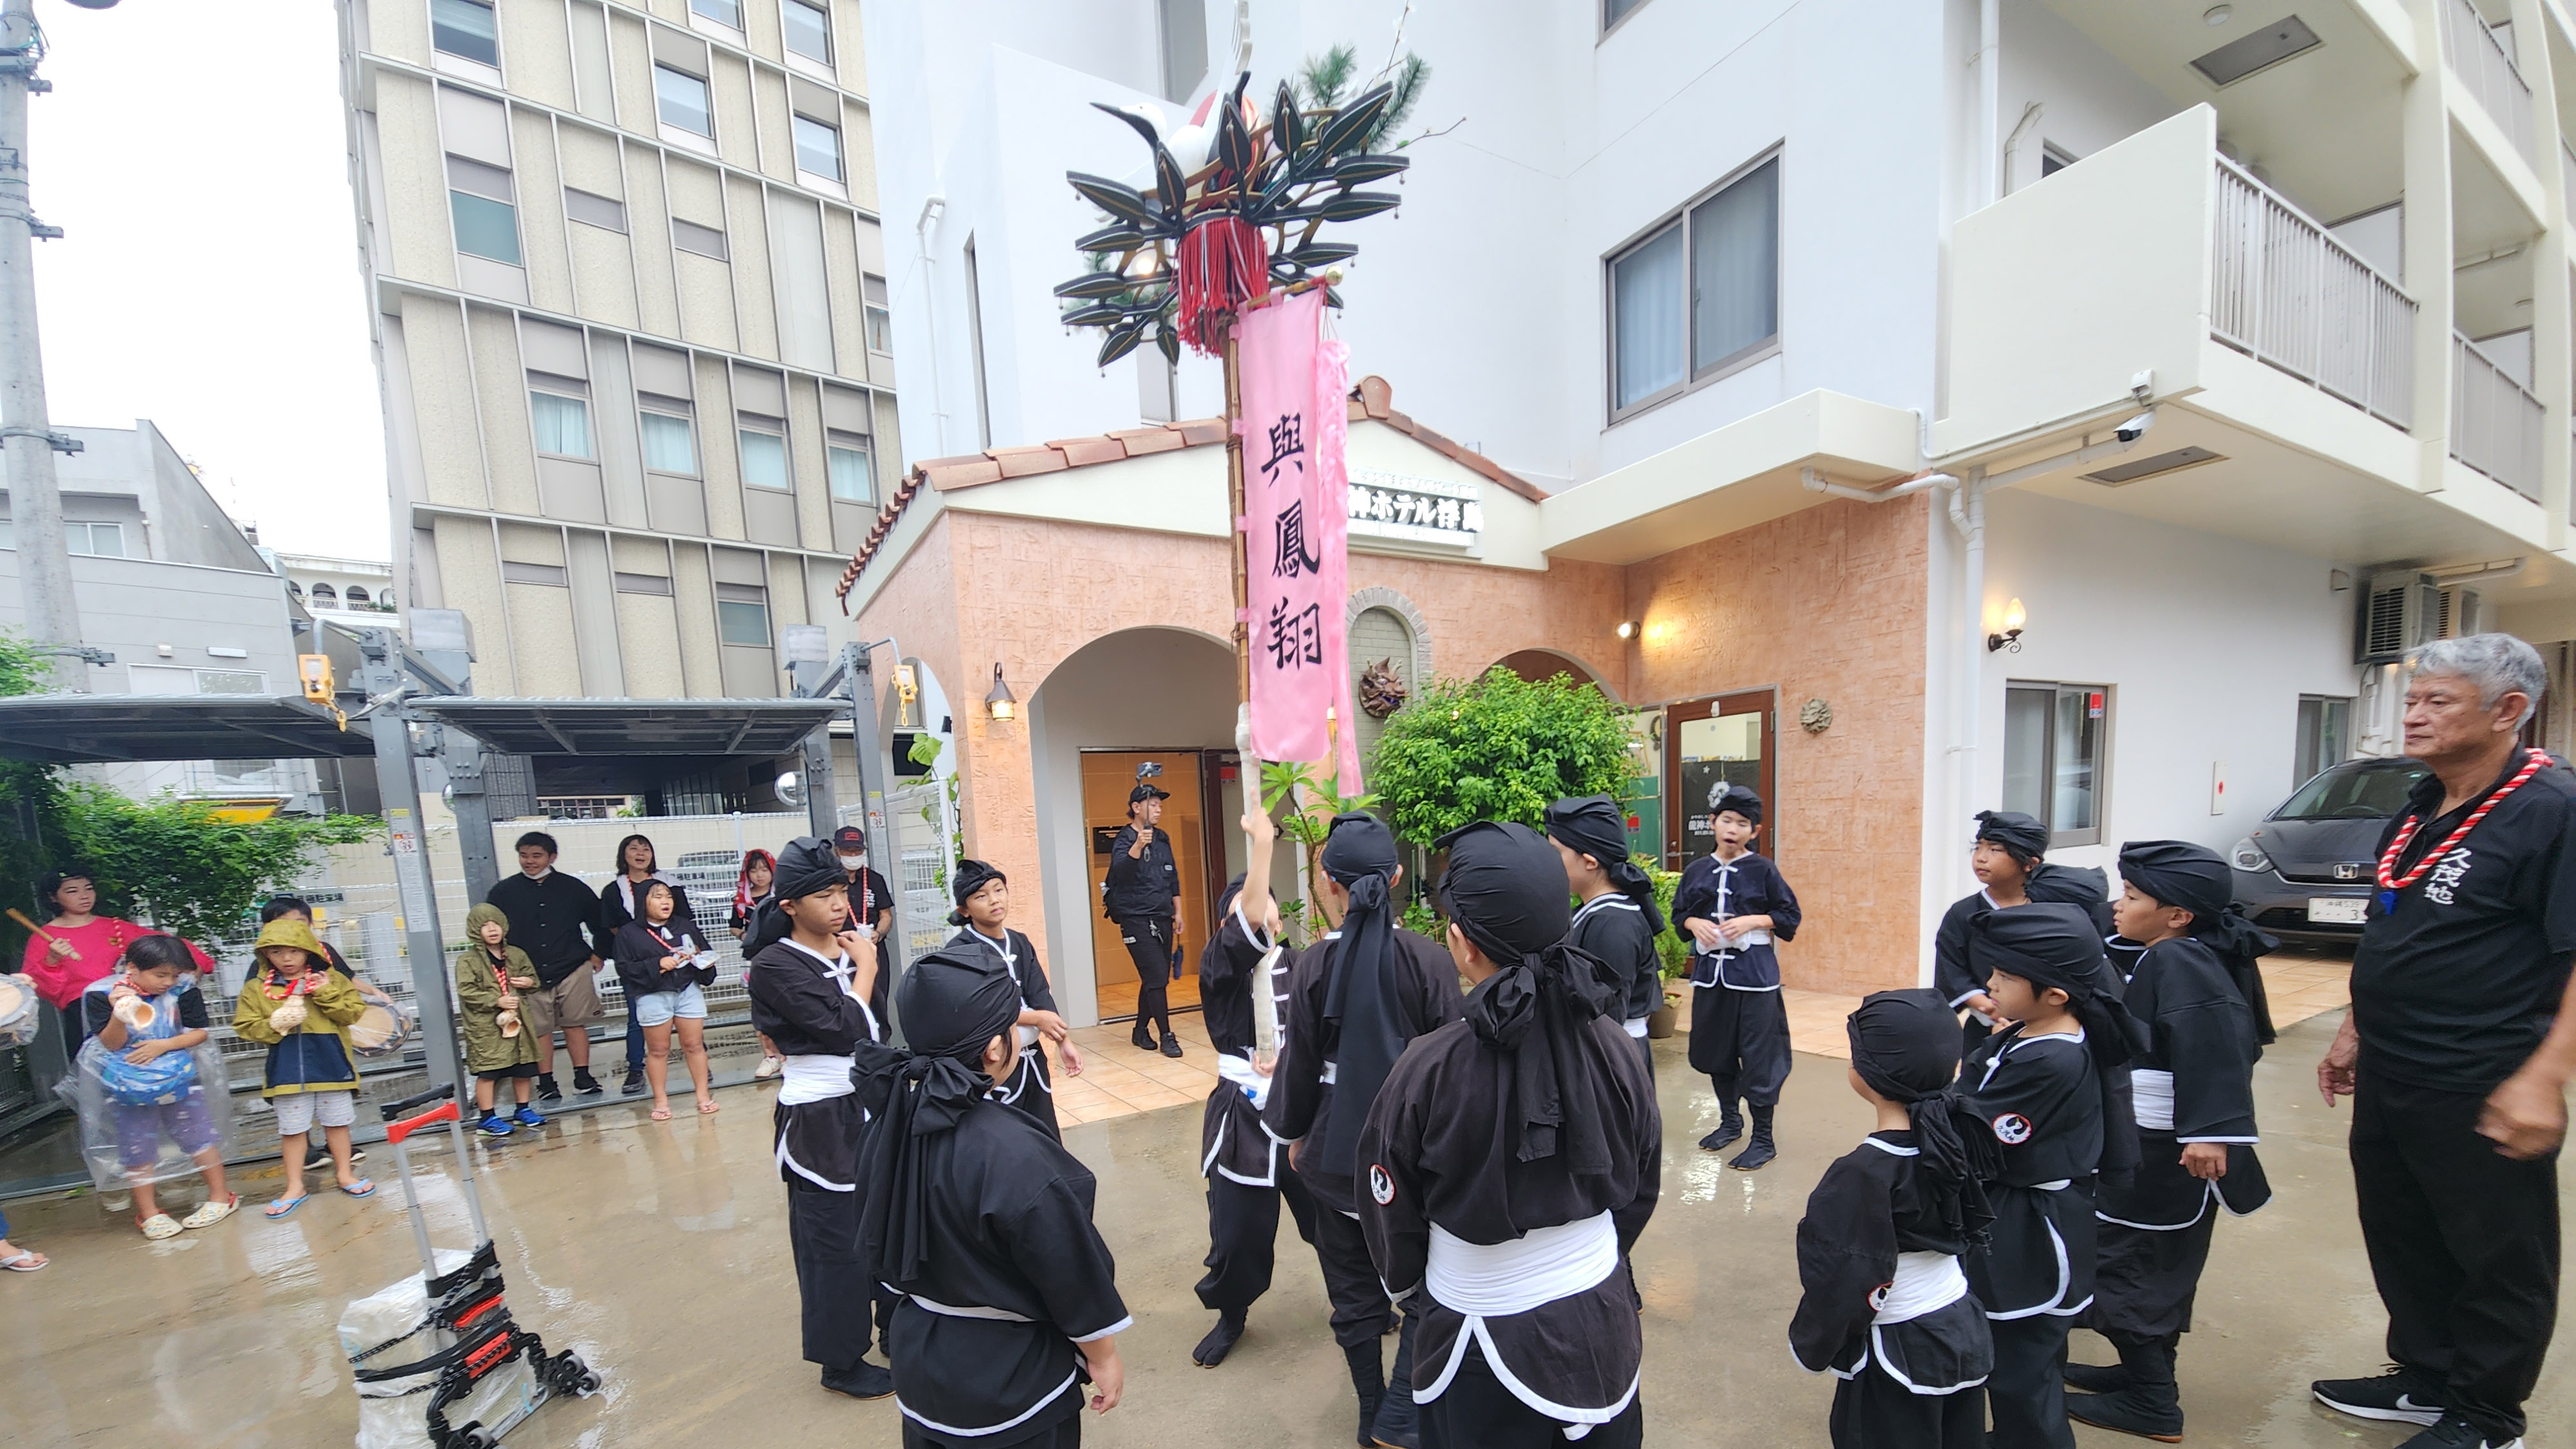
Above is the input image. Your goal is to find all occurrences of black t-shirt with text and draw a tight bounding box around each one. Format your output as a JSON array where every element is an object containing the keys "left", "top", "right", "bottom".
[{"left": 2351, "top": 752, "right": 2576, "bottom": 1093}]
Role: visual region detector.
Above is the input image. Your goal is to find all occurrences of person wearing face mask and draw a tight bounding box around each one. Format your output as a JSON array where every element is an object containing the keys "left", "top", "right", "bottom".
[{"left": 744, "top": 825, "right": 895, "bottom": 1023}]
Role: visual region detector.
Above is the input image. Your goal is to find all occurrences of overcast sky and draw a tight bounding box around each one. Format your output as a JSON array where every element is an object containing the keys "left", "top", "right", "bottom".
[{"left": 30, "top": 0, "right": 388, "bottom": 560}]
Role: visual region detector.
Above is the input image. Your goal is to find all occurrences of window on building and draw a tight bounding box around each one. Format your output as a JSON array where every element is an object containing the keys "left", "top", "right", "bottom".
[
  {"left": 1157, "top": 0, "right": 1208, "bottom": 102},
  {"left": 502, "top": 562, "right": 569, "bottom": 586},
  {"left": 345, "top": 586, "right": 370, "bottom": 604},
  {"left": 530, "top": 389, "right": 594, "bottom": 458},
  {"left": 715, "top": 583, "right": 771, "bottom": 645},
  {"left": 965, "top": 237, "right": 992, "bottom": 448},
  {"left": 783, "top": 0, "right": 831, "bottom": 62},
  {"left": 447, "top": 156, "right": 522, "bottom": 265},
  {"left": 1604, "top": 0, "right": 1652, "bottom": 29},
  {"left": 614, "top": 571, "right": 674, "bottom": 596},
  {"left": 2295, "top": 695, "right": 2353, "bottom": 788},
  {"left": 641, "top": 410, "right": 697, "bottom": 473},
  {"left": 2002, "top": 683, "right": 2108, "bottom": 848},
  {"left": 827, "top": 433, "right": 873, "bottom": 504},
  {"left": 64, "top": 522, "right": 126, "bottom": 557},
  {"left": 689, "top": 0, "right": 742, "bottom": 28},
  {"left": 310, "top": 583, "right": 338, "bottom": 603},
  {"left": 655, "top": 64, "right": 715, "bottom": 138},
  {"left": 564, "top": 187, "right": 627, "bottom": 231},
  {"left": 792, "top": 115, "right": 843, "bottom": 182},
  {"left": 672, "top": 218, "right": 729, "bottom": 260},
  {"left": 738, "top": 426, "right": 791, "bottom": 490},
  {"left": 863, "top": 273, "right": 892, "bottom": 353},
  {"left": 2040, "top": 142, "right": 2075, "bottom": 178},
  {"left": 431, "top": 0, "right": 499, "bottom": 66},
  {"left": 1607, "top": 153, "right": 1780, "bottom": 417}
]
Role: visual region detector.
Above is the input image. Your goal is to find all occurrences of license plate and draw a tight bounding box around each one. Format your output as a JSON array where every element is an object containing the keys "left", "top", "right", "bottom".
[{"left": 2306, "top": 896, "right": 2369, "bottom": 924}]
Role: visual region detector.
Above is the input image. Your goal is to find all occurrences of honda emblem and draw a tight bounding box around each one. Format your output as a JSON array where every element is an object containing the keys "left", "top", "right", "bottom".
[{"left": 2333, "top": 863, "right": 2361, "bottom": 881}]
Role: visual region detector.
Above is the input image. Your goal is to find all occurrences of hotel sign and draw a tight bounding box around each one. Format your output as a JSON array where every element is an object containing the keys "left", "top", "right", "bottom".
[{"left": 1348, "top": 469, "right": 1481, "bottom": 549}]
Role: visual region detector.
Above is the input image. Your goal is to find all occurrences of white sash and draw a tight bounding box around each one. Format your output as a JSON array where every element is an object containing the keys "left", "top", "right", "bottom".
[
  {"left": 1873, "top": 1251, "right": 1969, "bottom": 1325},
  {"left": 777, "top": 1054, "right": 855, "bottom": 1106},
  {"left": 1217, "top": 1052, "right": 1274, "bottom": 1112},
  {"left": 2131, "top": 1068, "right": 2176, "bottom": 1132},
  {"left": 1622, "top": 1016, "right": 1651, "bottom": 1039},
  {"left": 1318, "top": 1059, "right": 1339, "bottom": 1084},
  {"left": 1425, "top": 1211, "right": 1620, "bottom": 1318}
]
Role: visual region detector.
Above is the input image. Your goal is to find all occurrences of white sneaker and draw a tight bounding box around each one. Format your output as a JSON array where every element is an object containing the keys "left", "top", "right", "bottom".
[
  {"left": 180, "top": 1195, "right": 240, "bottom": 1229},
  {"left": 754, "top": 1056, "right": 783, "bottom": 1080}
]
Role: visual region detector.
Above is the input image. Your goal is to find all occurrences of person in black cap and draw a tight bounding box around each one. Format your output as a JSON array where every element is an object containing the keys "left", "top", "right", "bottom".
[
  {"left": 2064, "top": 840, "right": 2276, "bottom": 1440},
  {"left": 1262, "top": 811, "right": 1463, "bottom": 1449},
  {"left": 1962, "top": 903, "right": 2139, "bottom": 1449},
  {"left": 1791, "top": 989, "right": 1997, "bottom": 1449},
  {"left": 1103, "top": 775, "right": 1184, "bottom": 1057},
  {"left": 949, "top": 858, "right": 1081, "bottom": 1137},
  {"left": 744, "top": 836, "right": 895, "bottom": 1401},
  {"left": 1188, "top": 802, "right": 1318, "bottom": 1368},
  {"left": 1672, "top": 782, "right": 1802, "bottom": 1169},
  {"left": 1546, "top": 794, "right": 1667, "bottom": 1077},
  {"left": 854, "top": 939, "right": 1130, "bottom": 1446},
  {"left": 1356, "top": 820, "right": 1660, "bottom": 1449}
]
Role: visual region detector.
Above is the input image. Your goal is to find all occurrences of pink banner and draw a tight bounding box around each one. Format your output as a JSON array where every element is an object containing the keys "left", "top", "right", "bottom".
[{"left": 1235, "top": 289, "right": 1350, "bottom": 776}]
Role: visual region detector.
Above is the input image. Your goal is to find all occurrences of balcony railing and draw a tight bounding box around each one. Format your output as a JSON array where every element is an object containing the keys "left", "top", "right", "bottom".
[
  {"left": 2444, "top": 0, "right": 2535, "bottom": 166},
  {"left": 2210, "top": 158, "right": 2417, "bottom": 429},
  {"left": 2451, "top": 332, "right": 2543, "bottom": 500}
]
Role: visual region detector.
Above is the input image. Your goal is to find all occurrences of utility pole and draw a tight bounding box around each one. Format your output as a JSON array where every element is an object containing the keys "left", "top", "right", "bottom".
[{"left": 0, "top": 0, "right": 88, "bottom": 692}]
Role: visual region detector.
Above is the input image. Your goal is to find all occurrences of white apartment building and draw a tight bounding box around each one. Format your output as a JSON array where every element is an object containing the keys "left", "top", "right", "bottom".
[
  {"left": 274, "top": 551, "right": 402, "bottom": 632},
  {"left": 854, "top": 0, "right": 2576, "bottom": 990},
  {"left": 336, "top": 0, "right": 901, "bottom": 704}
]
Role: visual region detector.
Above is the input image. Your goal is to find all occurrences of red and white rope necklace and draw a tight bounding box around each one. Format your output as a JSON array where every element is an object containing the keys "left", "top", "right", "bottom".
[{"left": 2375, "top": 746, "right": 2550, "bottom": 904}]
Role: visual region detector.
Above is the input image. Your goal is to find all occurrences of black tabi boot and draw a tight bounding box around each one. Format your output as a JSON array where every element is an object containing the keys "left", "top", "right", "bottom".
[
  {"left": 1132, "top": 1023, "right": 1158, "bottom": 1050},
  {"left": 1371, "top": 1312, "right": 1421, "bottom": 1448},
  {"left": 1729, "top": 1103, "right": 1778, "bottom": 1171},
  {"left": 2065, "top": 1349, "right": 2136, "bottom": 1394},
  {"left": 819, "top": 1359, "right": 895, "bottom": 1399},
  {"left": 2067, "top": 1331, "right": 2185, "bottom": 1442},
  {"left": 1699, "top": 1088, "right": 1744, "bottom": 1152},
  {"left": 1193, "top": 1311, "right": 1246, "bottom": 1367},
  {"left": 1344, "top": 1340, "right": 1386, "bottom": 1448}
]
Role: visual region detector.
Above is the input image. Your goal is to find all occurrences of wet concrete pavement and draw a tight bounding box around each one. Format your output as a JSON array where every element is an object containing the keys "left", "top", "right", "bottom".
[{"left": 4, "top": 1009, "right": 2570, "bottom": 1447}]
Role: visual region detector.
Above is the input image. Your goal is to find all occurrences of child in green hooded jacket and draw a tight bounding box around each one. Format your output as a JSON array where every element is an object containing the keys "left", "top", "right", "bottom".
[
  {"left": 459, "top": 904, "right": 545, "bottom": 1135},
  {"left": 234, "top": 916, "right": 372, "bottom": 1216}
]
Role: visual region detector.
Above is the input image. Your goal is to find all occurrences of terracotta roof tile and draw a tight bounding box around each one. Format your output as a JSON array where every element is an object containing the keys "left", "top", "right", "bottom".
[
  {"left": 1112, "top": 428, "right": 1186, "bottom": 456},
  {"left": 922, "top": 456, "right": 1003, "bottom": 490},
  {"left": 1048, "top": 437, "right": 1128, "bottom": 467},
  {"left": 989, "top": 445, "right": 1069, "bottom": 478},
  {"left": 1172, "top": 417, "right": 1229, "bottom": 446}
]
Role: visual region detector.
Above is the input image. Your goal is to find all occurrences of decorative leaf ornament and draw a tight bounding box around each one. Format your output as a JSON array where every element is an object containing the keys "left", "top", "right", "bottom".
[{"left": 1057, "top": 71, "right": 1411, "bottom": 364}]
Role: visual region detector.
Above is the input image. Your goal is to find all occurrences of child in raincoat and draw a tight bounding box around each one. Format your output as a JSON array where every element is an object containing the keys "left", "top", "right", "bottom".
[
  {"left": 459, "top": 904, "right": 545, "bottom": 1136},
  {"left": 233, "top": 916, "right": 373, "bottom": 1217}
]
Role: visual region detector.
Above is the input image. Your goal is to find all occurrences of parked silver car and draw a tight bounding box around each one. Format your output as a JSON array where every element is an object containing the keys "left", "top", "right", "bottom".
[{"left": 2229, "top": 757, "right": 2431, "bottom": 945}]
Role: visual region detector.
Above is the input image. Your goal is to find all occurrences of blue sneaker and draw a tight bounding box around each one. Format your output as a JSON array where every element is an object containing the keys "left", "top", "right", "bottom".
[
  {"left": 477, "top": 1113, "right": 514, "bottom": 1137},
  {"left": 513, "top": 1106, "right": 545, "bottom": 1128}
]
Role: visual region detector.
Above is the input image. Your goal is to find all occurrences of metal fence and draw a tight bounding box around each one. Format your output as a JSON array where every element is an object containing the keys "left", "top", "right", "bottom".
[
  {"left": 2444, "top": 0, "right": 2534, "bottom": 166},
  {"left": 2451, "top": 331, "right": 2544, "bottom": 500},
  {"left": 2209, "top": 158, "right": 2416, "bottom": 430}
]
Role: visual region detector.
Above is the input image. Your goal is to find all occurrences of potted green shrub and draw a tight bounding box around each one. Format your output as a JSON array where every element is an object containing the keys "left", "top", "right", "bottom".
[{"left": 1646, "top": 861, "right": 1687, "bottom": 1038}]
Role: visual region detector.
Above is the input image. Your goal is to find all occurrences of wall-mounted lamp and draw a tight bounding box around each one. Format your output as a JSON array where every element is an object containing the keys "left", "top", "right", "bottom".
[
  {"left": 1615, "top": 620, "right": 1640, "bottom": 640},
  {"left": 985, "top": 663, "right": 1017, "bottom": 721},
  {"left": 1987, "top": 598, "right": 2027, "bottom": 654}
]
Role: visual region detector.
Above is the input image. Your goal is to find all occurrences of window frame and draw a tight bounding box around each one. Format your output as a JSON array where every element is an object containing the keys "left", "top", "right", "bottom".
[
  {"left": 862, "top": 272, "right": 892, "bottom": 354},
  {"left": 563, "top": 186, "right": 627, "bottom": 232},
  {"left": 639, "top": 408, "right": 699, "bottom": 475},
  {"left": 2002, "top": 680, "right": 2112, "bottom": 849},
  {"left": 64, "top": 521, "right": 127, "bottom": 557},
  {"left": 737, "top": 424, "right": 792, "bottom": 492},
  {"left": 430, "top": 0, "right": 501, "bottom": 68},
  {"left": 826, "top": 433, "right": 873, "bottom": 504},
  {"left": 791, "top": 113, "right": 844, "bottom": 183},
  {"left": 715, "top": 585, "right": 772, "bottom": 646},
  {"left": 653, "top": 63, "right": 716, "bottom": 140},
  {"left": 528, "top": 387, "right": 595, "bottom": 460},
  {"left": 1602, "top": 146, "right": 1783, "bottom": 424},
  {"left": 1600, "top": 0, "right": 1656, "bottom": 39},
  {"left": 688, "top": 0, "right": 743, "bottom": 31},
  {"left": 2294, "top": 693, "right": 2354, "bottom": 788},
  {"left": 782, "top": 0, "right": 833, "bottom": 65},
  {"left": 446, "top": 156, "right": 523, "bottom": 267}
]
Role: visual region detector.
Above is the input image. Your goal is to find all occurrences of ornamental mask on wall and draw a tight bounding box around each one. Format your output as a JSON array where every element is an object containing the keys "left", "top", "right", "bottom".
[{"left": 1358, "top": 658, "right": 1406, "bottom": 719}]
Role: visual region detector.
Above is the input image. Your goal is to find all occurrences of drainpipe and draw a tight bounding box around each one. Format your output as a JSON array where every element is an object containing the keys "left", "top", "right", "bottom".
[
  {"left": 917, "top": 194, "right": 950, "bottom": 455},
  {"left": 2000, "top": 102, "right": 2043, "bottom": 198},
  {"left": 1952, "top": 472, "right": 1986, "bottom": 902}
]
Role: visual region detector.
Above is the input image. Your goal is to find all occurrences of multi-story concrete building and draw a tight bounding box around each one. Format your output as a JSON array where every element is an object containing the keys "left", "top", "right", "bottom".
[
  {"left": 336, "top": 0, "right": 901, "bottom": 701},
  {"left": 849, "top": 0, "right": 2576, "bottom": 1017},
  {"left": 273, "top": 551, "right": 402, "bottom": 632}
]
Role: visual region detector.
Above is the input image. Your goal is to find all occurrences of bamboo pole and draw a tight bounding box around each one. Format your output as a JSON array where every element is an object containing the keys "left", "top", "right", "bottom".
[{"left": 1224, "top": 317, "right": 1251, "bottom": 703}]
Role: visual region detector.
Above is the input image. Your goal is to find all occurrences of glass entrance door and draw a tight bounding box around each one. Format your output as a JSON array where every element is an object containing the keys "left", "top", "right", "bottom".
[{"left": 1663, "top": 690, "right": 1776, "bottom": 867}]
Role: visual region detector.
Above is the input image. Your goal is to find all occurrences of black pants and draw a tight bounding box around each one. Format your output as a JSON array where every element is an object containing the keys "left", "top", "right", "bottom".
[
  {"left": 1832, "top": 1365, "right": 1987, "bottom": 1449},
  {"left": 1197, "top": 1168, "right": 1320, "bottom": 1315},
  {"left": 1421, "top": 1339, "right": 1643, "bottom": 1449},
  {"left": 1986, "top": 1313, "right": 2076, "bottom": 1449},
  {"left": 2092, "top": 1211, "right": 2218, "bottom": 1338},
  {"left": 1690, "top": 986, "right": 1791, "bottom": 1107},
  {"left": 1310, "top": 1204, "right": 1397, "bottom": 1347},
  {"left": 2352, "top": 1072, "right": 2562, "bottom": 1442},
  {"left": 901, "top": 1401, "right": 1081, "bottom": 1448},
  {"left": 1116, "top": 916, "right": 1173, "bottom": 1039},
  {"left": 786, "top": 1180, "right": 879, "bottom": 1373}
]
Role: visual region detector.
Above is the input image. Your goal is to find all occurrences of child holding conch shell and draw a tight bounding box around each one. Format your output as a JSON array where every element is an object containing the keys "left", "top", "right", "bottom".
[{"left": 457, "top": 904, "right": 545, "bottom": 1137}]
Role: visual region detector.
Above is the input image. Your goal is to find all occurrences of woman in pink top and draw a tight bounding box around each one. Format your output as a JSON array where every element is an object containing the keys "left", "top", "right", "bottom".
[{"left": 19, "top": 869, "right": 211, "bottom": 1051}]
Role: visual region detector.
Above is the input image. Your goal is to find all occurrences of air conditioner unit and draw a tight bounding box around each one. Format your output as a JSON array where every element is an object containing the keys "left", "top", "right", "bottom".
[
  {"left": 2356, "top": 570, "right": 2437, "bottom": 664},
  {"left": 2436, "top": 585, "right": 2484, "bottom": 639}
]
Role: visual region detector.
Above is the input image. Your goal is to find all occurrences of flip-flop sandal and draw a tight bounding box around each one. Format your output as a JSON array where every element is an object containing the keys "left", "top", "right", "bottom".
[
  {"left": 264, "top": 1195, "right": 310, "bottom": 1219},
  {"left": 341, "top": 1179, "right": 377, "bottom": 1198},
  {"left": 0, "top": 1251, "right": 46, "bottom": 1271},
  {"left": 696, "top": 1099, "right": 721, "bottom": 1114},
  {"left": 650, "top": 1106, "right": 672, "bottom": 1121}
]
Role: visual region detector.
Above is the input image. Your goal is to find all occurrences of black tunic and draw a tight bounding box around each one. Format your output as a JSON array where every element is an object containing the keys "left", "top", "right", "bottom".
[
  {"left": 1260, "top": 926, "right": 1463, "bottom": 1214},
  {"left": 1199, "top": 902, "right": 1291, "bottom": 1185},
  {"left": 1671, "top": 850, "right": 1802, "bottom": 989},
  {"left": 609, "top": 918, "right": 719, "bottom": 1002},
  {"left": 1102, "top": 824, "right": 1180, "bottom": 923},
  {"left": 878, "top": 1099, "right": 1130, "bottom": 1442},
  {"left": 1568, "top": 893, "right": 1663, "bottom": 1028},
  {"left": 1355, "top": 983, "right": 1661, "bottom": 1430},
  {"left": 949, "top": 926, "right": 1061, "bottom": 1139},
  {"left": 1933, "top": 867, "right": 2116, "bottom": 1014},
  {"left": 2097, "top": 936, "right": 2269, "bottom": 1231},
  {"left": 746, "top": 936, "right": 883, "bottom": 1190},
  {"left": 743, "top": 869, "right": 897, "bottom": 1022},
  {"left": 1960, "top": 1026, "right": 2101, "bottom": 1320},
  {"left": 1791, "top": 1132, "right": 1995, "bottom": 1403}
]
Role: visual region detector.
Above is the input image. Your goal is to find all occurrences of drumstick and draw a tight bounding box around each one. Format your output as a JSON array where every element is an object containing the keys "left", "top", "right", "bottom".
[{"left": 6, "top": 908, "right": 75, "bottom": 960}]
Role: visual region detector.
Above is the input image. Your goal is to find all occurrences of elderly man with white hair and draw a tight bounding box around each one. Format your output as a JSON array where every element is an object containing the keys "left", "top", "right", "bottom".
[{"left": 2311, "top": 632, "right": 2575, "bottom": 1449}]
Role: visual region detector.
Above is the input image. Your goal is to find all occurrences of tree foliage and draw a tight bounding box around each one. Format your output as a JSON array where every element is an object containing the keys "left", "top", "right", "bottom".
[
  {"left": 1366, "top": 667, "right": 1633, "bottom": 845},
  {"left": 49, "top": 787, "right": 377, "bottom": 947}
]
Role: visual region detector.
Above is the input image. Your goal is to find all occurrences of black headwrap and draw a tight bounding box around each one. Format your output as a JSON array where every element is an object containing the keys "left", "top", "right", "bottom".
[
  {"left": 947, "top": 858, "right": 1006, "bottom": 927},
  {"left": 853, "top": 941, "right": 1026, "bottom": 1286},
  {"left": 1970, "top": 904, "right": 2143, "bottom": 1173},
  {"left": 1439, "top": 821, "right": 1625, "bottom": 1175},
  {"left": 773, "top": 837, "right": 849, "bottom": 902},
  {"left": 1847, "top": 989, "right": 1999, "bottom": 1244},
  {"left": 1545, "top": 795, "right": 1667, "bottom": 936},
  {"left": 1973, "top": 810, "right": 2049, "bottom": 865},
  {"left": 2117, "top": 840, "right": 2279, "bottom": 1045},
  {"left": 1709, "top": 783, "right": 1763, "bottom": 825},
  {"left": 1313, "top": 812, "right": 1405, "bottom": 1181}
]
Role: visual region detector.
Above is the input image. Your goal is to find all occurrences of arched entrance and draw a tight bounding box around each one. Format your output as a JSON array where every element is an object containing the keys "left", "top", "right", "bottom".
[
  {"left": 1492, "top": 649, "right": 1615, "bottom": 695},
  {"left": 1027, "top": 627, "right": 1243, "bottom": 1026}
]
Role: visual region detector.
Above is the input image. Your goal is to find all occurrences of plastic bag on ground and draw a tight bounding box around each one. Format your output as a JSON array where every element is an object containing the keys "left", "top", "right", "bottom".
[{"left": 339, "top": 1249, "right": 540, "bottom": 1449}]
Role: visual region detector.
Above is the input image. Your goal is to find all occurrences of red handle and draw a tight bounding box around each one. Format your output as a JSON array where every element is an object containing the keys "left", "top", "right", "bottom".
[{"left": 385, "top": 1099, "right": 460, "bottom": 1145}]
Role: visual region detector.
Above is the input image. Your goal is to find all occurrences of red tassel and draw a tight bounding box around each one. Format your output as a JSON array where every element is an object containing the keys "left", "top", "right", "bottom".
[{"left": 1177, "top": 214, "right": 1268, "bottom": 355}]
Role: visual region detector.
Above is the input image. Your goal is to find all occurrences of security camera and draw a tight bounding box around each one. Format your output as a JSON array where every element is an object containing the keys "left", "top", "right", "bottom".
[{"left": 2115, "top": 410, "right": 2156, "bottom": 443}]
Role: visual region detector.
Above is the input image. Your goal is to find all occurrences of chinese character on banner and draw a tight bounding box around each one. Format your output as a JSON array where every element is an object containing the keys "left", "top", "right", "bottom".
[{"left": 1234, "top": 289, "right": 1359, "bottom": 787}]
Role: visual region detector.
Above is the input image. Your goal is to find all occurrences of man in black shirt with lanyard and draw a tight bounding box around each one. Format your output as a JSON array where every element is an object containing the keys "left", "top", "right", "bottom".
[
  {"left": 2313, "top": 634, "right": 2576, "bottom": 1449},
  {"left": 1105, "top": 777, "right": 1185, "bottom": 1057}
]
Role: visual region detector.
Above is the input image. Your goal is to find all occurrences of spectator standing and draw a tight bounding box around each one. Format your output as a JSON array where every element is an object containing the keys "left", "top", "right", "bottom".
[
  {"left": 19, "top": 868, "right": 211, "bottom": 1056},
  {"left": 612, "top": 880, "right": 721, "bottom": 1121},
  {"left": 260, "top": 896, "right": 372, "bottom": 1171},
  {"left": 1104, "top": 780, "right": 1184, "bottom": 1057},
  {"left": 485, "top": 833, "right": 607, "bottom": 1103},
  {"left": 233, "top": 917, "right": 374, "bottom": 1217},
  {"left": 732, "top": 849, "right": 783, "bottom": 1081},
  {"left": 457, "top": 904, "right": 544, "bottom": 1137},
  {"left": 2313, "top": 634, "right": 2576, "bottom": 1449},
  {"left": 598, "top": 834, "right": 685, "bottom": 1098}
]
